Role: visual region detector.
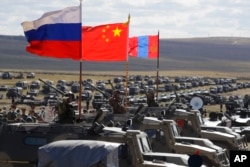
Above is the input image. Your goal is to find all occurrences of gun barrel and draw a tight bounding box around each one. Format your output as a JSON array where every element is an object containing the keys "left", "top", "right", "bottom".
[
  {"left": 39, "top": 78, "right": 65, "bottom": 96},
  {"left": 107, "top": 80, "right": 115, "bottom": 91},
  {"left": 86, "top": 82, "right": 111, "bottom": 99}
]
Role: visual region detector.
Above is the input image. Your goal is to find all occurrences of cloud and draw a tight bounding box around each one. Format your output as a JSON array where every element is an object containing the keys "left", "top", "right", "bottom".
[{"left": 1, "top": 0, "right": 250, "bottom": 38}]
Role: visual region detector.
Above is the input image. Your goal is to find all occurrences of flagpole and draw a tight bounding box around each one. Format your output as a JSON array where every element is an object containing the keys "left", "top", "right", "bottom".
[
  {"left": 156, "top": 31, "right": 160, "bottom": 102},
  {"left": 78, "top": 0, "right": 83, "bottom": 121},
  {"left": 125, "top": 14, "right": 130, "bottom": 110},
  {"left": 125, "top": 61, "right": 128, "bottom": 108}
]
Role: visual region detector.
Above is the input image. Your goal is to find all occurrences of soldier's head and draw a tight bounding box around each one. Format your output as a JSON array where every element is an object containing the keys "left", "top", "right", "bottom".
[
  {"left": 114, "top": 90, "right": 120, "bottom": 97},
  {"left": 63, "top": 96, "right": 71, "bottom": 103},
  {"left": 31, "top": 105, "right": 35, "bottom": 110},
  {"left": 64, "top": 92, "right": 74, "bottom": 101},
  {"left": 148, "top": 90, "right": 155, "bottom": 97},
  {"left": 11, "top": 103, "right": 16, "bottom": 109},
  {"left": 21, "top": 107, "right": 26, "bottom": 114}
]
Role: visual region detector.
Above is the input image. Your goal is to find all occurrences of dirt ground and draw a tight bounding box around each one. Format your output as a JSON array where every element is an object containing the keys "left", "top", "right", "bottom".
[{"left": 1, "top": 70, "right": 250, "bottom": 110}]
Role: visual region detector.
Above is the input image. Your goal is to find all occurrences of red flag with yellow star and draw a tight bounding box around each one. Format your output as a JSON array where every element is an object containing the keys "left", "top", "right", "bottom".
[{"left": 82, "top": 22, "right": 129, "bottom": 61}]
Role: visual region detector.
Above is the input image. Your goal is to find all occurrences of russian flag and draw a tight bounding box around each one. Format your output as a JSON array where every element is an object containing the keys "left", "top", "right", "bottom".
[
  {"left": 21, "top": 6, "right": 81, "bottom": 60},
  {"left": 129, "top": 35, "right": 159, "bottom": 59}
]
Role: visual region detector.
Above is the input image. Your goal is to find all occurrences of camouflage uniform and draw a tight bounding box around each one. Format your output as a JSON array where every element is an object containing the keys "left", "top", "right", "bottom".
[
  {"left": 243, "top": 94, "right": 250, "bottom": 109},
  {"left": 147, "top": 91, "right": 158, "bottom": 107},
  {"left": 56, "top": 96, "right": 75, "bottom": 123},
  {"left": 109, "top": 90, "right": 126, "bottom": 114}
]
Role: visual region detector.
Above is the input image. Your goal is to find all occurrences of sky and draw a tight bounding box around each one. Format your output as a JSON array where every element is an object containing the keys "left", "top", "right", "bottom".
[{"left": 1, "top": 0, "right": 250, "bottom": 39}]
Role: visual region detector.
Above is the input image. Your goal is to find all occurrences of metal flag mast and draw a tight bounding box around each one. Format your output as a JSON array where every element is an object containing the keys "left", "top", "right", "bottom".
[
  {"left": 125, "top": 14, "right": 130, "bottom": 110},
  {"left": 78, "top": 0, "right": 83, "bottom": 120},
  {"left": 156, "top": 31, "right": 160, "bottom": 102}
]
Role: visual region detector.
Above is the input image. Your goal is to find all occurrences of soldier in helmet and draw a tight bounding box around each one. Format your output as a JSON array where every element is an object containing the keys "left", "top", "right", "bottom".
[
  {"left": 243, "top": 94, "right": 250, "bottom": 109},
  {"left": 109, "top": 90, "right": 126, "bottom": 114},
  {"left": 56, "top": 93, "right": 75, "bottom": 123},
  {"left": 146, "top": 90, "right": 158, "bottom": 107}
]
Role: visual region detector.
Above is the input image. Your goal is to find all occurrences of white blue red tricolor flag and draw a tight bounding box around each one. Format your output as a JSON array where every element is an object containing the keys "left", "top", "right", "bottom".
[{"left": 21, "top": 6, "right": 81, "bottom": 60}]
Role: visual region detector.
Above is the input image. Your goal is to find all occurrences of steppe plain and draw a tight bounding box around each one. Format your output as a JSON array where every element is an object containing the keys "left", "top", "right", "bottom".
[{"left": 1, "top": 35, "right": 250, "bottom": 112}]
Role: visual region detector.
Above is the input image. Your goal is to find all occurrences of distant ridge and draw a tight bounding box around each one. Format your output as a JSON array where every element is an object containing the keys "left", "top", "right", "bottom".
[{"left": 1, "top": 35, "right": 250, "bottom": 73}]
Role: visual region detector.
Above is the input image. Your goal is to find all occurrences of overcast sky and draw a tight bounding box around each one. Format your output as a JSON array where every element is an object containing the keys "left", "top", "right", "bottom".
[{"left": 1, "top": 0, "right": 250, "bottom": 39}]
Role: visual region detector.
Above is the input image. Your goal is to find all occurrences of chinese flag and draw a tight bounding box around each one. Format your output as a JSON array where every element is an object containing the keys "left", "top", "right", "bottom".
[{"left": 82, "top": 22, "right": 129, "bottom": 61}]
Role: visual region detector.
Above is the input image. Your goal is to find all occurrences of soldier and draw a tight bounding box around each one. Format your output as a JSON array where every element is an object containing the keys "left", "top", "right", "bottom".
[
  {"left": 243, "top": 94, "right": 250, "bottom": 109},
  {"left": 20, "top": 107, "right": 28, "bottom": 122},
  {"left": 220, "top": 101, "right": 223, "bottom": 112},
  {"left": 56, "top": 94, "right": 75, "bottom": 123},
  {"left": 109, "top": 90, "right": 126, "bottom": 114},
  {"left": 7, "top": 103, "right": 18, "bottom": 122},
  {"left": 225, "top": 96, "right": 237, "bottom": 115},
  {"left": 146, "top": 90, "right": 158, "bottom": 107},
  {"left": 27, "top": 105, "right": 42, "bottom": 123},
  {"left": 86, "top": 91, "right": 90, "bottom": 111}
]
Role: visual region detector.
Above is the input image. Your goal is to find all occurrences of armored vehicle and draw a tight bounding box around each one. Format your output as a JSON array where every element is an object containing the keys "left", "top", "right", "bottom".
[
  {"left": 109, "top": 114, "right": 230, "bottom": 167},
  {"left": 140, "top": 107, "right": 248, "bottom": 153},
  {"left": 6, "top": 87, "right": 23, "bottom": 99},
  {"left": 2, "top": 72, "right": 14, "bottom": 79},
  {"left": 131, "top": 91, "right": 248, "bottom": 153},
  {"left": 0, "top": 122, "right": 191, "bottom": 167},
  {"left": 204, "top": 109, "right": 250, "bottom": 141},
  {"left": 92, "top": 92, "right": 109, "bottom": 109},
  {"left": 38, "top": 140, "right": 187, "bottom": 167},
  {"left": 15, "top": 81, "right": 29, "bottom": 90},
  {"left": 38, "top": 140, "right": 123, "bottom": 167}
]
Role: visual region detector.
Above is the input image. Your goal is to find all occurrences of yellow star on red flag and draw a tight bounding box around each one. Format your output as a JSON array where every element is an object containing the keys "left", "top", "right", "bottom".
[{"left": 112, "top": 27, "right": 122, "bottom": 37}]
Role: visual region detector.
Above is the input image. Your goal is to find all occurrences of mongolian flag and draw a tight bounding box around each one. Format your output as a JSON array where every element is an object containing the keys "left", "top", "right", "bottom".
[
  {"left": 21, "top": 6, "right": 81, "bottom": 60},
  {"left": 129, "top": 35, "right": 159, "bottom": 59}
]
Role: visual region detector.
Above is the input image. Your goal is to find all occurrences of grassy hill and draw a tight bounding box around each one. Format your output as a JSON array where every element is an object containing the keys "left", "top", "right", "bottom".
[{"left": 1, "top": 35, "right": 250, "bottom": 73}]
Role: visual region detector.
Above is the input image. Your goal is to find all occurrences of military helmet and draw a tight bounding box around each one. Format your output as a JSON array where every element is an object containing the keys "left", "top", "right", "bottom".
[{"left": 114, "top": 89, "right": 120, "bottom": 94}]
